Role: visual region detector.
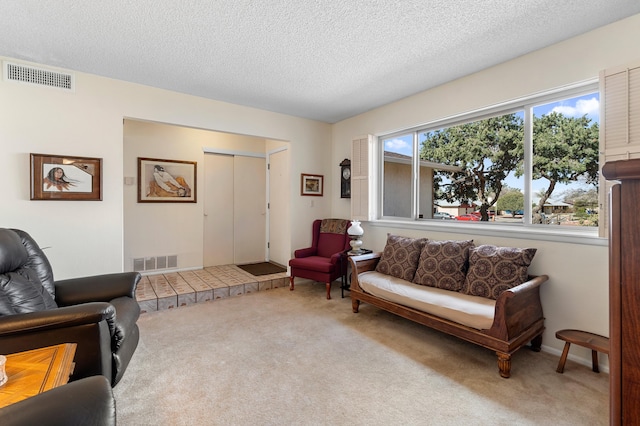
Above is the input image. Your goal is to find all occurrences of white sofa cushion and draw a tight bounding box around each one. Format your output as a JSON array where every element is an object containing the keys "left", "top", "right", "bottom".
[{"left": 358, "top": 270, "right": 496, "bottom": 330}]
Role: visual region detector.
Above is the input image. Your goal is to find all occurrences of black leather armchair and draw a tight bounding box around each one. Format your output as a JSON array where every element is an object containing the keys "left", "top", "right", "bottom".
[
  {"left": 0, "top": 228, "right": 140, "bottom": 386},
  {"left": 0, "top": 376, "right": 116, "bottom": 426}
]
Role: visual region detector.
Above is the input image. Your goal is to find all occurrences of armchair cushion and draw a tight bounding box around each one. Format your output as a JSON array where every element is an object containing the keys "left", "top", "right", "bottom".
[
  {"left": 0, "top": 230, "right": 57, "bottom": 315},
  {"left": 0, "top": 271, "right": 58, "bottom": 315},
  {"left": 289, "top": 256, "right": 334, "bottom": 273},
  {"left": 10, "top": 229, "right": 55, "bottom": 294},
  {"left": 316, "top": 219, "right": 349, "bottom": 258}
]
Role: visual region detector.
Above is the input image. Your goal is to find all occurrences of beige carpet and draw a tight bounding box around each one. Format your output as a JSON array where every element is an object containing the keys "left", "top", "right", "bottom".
[{"left": 114, "top": 281, "right": 608, "bottom": 425}]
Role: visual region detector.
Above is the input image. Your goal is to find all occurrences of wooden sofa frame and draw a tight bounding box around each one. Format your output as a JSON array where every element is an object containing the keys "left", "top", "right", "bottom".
[{"left": 349, "top": 253, "right": 549, "bottom": 378}]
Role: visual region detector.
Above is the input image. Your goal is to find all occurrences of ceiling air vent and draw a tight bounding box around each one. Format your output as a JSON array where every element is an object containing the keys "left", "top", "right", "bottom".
[{"left": 3, "top": 61, "right": 74, "bottom": 91}]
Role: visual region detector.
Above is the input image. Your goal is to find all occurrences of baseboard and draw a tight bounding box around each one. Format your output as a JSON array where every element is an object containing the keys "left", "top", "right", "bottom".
[{"left": 540, "top": 343, "right": 609, "bottom": 374}]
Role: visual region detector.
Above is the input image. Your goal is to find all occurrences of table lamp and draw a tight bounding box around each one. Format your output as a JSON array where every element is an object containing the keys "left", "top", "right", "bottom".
[{"left": 347, "top": 220, "right": 364, "bottom": 254}]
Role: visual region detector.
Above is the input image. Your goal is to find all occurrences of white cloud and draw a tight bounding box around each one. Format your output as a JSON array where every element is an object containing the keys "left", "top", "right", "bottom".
[
  {"left": 385, "top": 138, "right": 411, "bottom": 152},
  {"left": 552, "top": 97, "right": 599, "bottom": 118}
]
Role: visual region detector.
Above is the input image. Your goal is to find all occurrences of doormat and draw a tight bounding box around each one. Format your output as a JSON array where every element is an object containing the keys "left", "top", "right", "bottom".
[{"left": 237, "top": 262, "right": 287, "bottom": 276}]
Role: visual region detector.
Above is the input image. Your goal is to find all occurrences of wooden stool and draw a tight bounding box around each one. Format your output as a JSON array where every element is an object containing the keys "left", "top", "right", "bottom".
[{"left": 555, "top": 329, "right": 609, "bottom": 373}]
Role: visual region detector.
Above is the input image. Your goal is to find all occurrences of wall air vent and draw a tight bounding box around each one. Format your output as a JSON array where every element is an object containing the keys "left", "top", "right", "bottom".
[
  {"left": 156, "top": 256, "right": 167, "bottom": 269},
  {"left": 3, "top": 61, "right": 74, "bottom": 91},
  {"left": 133, "top": 258, "right": 145, "bottom": 272}
]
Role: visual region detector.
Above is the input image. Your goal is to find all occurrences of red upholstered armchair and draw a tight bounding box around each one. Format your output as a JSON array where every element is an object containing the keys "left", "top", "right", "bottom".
[{"left": 289, "top": 219, "right": 351, "bottom": 299}]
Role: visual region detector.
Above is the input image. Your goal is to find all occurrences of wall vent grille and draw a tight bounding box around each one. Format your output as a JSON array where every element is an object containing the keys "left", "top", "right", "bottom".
[
  {"left": 133, "top": 258, "right": 145, "bottom": 272},
  {"left": 3, "top": 61, "right": 74, "bottom": 91},
  {"left": 156, "top": 256, "right": 167, "bottom": 269},
  {"left": 144, "top": 257, "right": 156, "bottom": 271},
  {"left": 133, "top": 255, "right": 178, "bottom": 272}
]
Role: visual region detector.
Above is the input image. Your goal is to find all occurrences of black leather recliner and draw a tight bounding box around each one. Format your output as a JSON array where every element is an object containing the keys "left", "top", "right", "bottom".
[
  {"left": 0, "top": 228, "right": 141, "bottom": 386},
  {"left": 0, "top": 376, "right": 116, "bottom": 426}
]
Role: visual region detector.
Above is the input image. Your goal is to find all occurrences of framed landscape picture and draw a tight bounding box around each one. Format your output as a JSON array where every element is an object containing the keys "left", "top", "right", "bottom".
[
  {"left": 138, "top": 157, "right": 197, "bottom": 203},
  {"left": 30, "top": 153, "right": 102, "bottom": 201},
  {"left": 301, "top": 173, "right": 323, "bottom": 196}
]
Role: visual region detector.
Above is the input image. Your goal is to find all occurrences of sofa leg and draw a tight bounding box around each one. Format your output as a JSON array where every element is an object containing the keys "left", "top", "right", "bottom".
[
  {"left": 352, "top": 299, "right": 360, "bottom": 313},
  {"left": 289, "top": 276, "right": 294, "bottom": 291},
  {"left": 326, "top": 282, "right": 331, "bottom": 300},
  {"left": 497, "top": 352, "right": 511, "bottom": 378},
  {"left": 530, "top": 334, "right": 542, "bottom": 352}
]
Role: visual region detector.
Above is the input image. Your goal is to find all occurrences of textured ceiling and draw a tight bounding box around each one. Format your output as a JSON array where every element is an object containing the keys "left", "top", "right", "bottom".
[{"left": 1, "top": 1, "right": 639, "bottom": 123}]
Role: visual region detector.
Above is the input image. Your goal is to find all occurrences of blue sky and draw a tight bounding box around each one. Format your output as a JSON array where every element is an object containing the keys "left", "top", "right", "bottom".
[
  {"left": 533, "top": 93, "right": 600, "bottom": 122},
  {"left": 383, "top": 92, "right": 600, "bottom": 198}
]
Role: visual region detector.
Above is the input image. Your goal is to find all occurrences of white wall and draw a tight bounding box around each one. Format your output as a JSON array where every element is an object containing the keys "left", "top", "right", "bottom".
[
  {"left": 0, "top": 60, "right": 332, "bottom": 279},
  {"left": 331, "top": 13, "right": 640, "bottom": 367}
]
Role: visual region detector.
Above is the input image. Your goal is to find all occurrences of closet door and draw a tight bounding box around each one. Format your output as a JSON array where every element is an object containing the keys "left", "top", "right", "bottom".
[{"left": 203, "top": 153, "right": 266, "bottom": 266}]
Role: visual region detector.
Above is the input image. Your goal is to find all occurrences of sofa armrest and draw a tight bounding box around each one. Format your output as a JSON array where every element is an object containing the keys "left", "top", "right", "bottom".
[
  {"left": 0, "top": 376, "right": 116, "bottom": 426},
  {"left": 349, "top": 252, "right": 382, "bottom": 291},
  {"left": 350, "top": 252, "right": 381, "bottom": 272},
  {"left": 55, "top": 272, "right": 140, "bottom": 306},
  {"left": 0, "top": 302, "right": 115, "bottom": 337},
  {"left": 294, "top": 247, "right": 316, "bottom": 258},
  {"left": 488, "top": 274, "right": 549, "bottom": 340}
]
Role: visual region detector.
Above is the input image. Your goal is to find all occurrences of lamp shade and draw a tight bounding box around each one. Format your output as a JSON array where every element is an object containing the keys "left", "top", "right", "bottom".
[{"left": 347, "top": 220, "right": 364, "bottom": 236}]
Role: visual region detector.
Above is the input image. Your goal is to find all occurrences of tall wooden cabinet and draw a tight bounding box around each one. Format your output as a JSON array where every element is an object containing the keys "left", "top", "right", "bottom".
[{"left": 603, "top": 158, "right": 640, "bottom": 425}]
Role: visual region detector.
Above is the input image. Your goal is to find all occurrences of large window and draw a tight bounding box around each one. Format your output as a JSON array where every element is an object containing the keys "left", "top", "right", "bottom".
[{"left": 379, "top": 84, "right": 600, "bottom": 229}]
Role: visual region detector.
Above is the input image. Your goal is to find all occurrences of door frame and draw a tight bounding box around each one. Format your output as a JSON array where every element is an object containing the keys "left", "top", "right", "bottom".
[{"left": 266, "top": 146, "right": 289, "bottom": 264}]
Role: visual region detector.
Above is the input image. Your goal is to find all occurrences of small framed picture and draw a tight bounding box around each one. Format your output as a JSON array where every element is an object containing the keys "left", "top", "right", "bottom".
[
  {"left": 30, "top": 153, "right": 102, "bottom": 201},
  {"left": 138, "top": 157, "right": 197, "bottom": 203},
  {"left": 301, "top": 173, "right": 323, "bottom": 196}
]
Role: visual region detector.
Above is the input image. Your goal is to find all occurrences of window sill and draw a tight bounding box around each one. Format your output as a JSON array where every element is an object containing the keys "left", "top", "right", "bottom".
[{"left": 369, "top": 219, "right": 607, "bottom": 247}]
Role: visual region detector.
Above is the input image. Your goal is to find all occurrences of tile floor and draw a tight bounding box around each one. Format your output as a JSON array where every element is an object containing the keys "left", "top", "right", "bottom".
[{"left": 135, "top": 265, "right": 289, "bottom": 313}]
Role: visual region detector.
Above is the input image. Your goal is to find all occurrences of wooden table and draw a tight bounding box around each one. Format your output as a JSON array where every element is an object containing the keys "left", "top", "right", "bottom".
[
  {"left": 340, "top": 249, "right": 373, "bottom": 298},
  {"left": 555, "top": 329, "right": 609, "bottom": 374},
  {"left": 0, "top": 343, "right": 77, "bottom": 408}
]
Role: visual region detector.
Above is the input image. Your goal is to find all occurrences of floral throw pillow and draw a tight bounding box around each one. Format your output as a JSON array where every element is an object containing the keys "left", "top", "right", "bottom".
[
  {"left": 375, "top": 234, "right": 428, "bottom": 282},
  {"left": 461, "top": 245, "right": 537, "bottom": 299},
  {"left": 412, "top": 240, "right": 474, "bottom": 291}
]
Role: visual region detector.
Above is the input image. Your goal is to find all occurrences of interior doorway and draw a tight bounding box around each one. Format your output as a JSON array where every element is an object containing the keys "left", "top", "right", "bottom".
[{"left": 123, "top": 118, "right": 290, "bottom": 273}]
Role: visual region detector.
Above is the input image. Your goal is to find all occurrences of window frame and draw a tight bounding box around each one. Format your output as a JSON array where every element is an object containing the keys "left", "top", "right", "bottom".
[{"left": 374, "top": 79, "right": 603, "bottom": 244}]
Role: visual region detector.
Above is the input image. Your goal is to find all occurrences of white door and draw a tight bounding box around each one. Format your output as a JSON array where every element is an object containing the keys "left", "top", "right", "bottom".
[
  {"left": 267, "top": 149, "right": 290, "bottom": 267},
  {"left": 203, "top": 154, "right": 234, "bottom": 266},
  {"left": 234, "top": 156, "right": 266, "bottom": 264}
]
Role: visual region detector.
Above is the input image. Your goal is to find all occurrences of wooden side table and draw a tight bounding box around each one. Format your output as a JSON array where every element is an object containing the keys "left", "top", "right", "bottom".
[
  {"left": 0, "top": 343, "right": 77, "bottom": 408},
  {"left": 555, "top": 329, "right": 609, "bottom": 374},
  {"left": 340, "top": 249, "right": 372, "bottom": 298}
]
